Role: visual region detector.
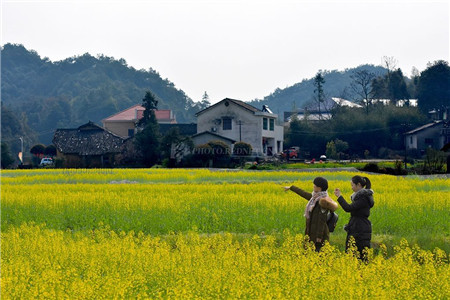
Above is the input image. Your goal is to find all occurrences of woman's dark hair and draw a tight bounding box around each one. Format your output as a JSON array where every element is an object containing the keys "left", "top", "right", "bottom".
[{"left": 352, "top": 175, "right": 371, "bottom": 189}]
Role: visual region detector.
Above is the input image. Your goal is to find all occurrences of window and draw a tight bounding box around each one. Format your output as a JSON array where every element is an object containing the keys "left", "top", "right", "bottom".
[
  {"left": 128, "top": 129, "right": 135, "bottom": 137},
  {"left": 410, "top": 136, "right": 413, "bottom": 144},
  {"left": 263, "top": 118, "right": 268, "bottom": 130},
  {"left": 223, "top": 118, "right": 232, "bottom": 130},
  {"left": 269, "top": 119, "right": 274, "bottom": 131}
]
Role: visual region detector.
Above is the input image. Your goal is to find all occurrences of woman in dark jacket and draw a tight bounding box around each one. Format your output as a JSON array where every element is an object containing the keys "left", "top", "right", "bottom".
[
  {"left": 334, "top": 176, "right": 374, "bottom": 257},
  {"left": 284, "top": 177, "right": 337, "bottom": 252}
]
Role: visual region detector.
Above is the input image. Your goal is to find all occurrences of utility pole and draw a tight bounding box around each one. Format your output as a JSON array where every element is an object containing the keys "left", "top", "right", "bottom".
[
  {"left": 19, "top": 137, "right": 24, "bottom": 165},
  {"left": 238, "top": 120, "right": 242, "bottom": 141},
  {"left": 402, "top": 124, "right": 411, "bottom": 170}
]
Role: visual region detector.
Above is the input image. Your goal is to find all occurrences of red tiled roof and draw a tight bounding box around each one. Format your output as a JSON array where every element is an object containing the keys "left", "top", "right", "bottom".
[{"left": 103, "top": 104, "right": 174, "bottom": 122}]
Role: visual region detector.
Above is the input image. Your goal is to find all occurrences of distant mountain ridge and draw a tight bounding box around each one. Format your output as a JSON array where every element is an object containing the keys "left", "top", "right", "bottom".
[
  {"left": 249, "top": 65, "right": 388, "bottom": 114},
  {"left": 2, "top": 43, "right": 388, "bottom": 149},
  {"left": 1, "top": 43, "right": 204, "bottom": 145}
]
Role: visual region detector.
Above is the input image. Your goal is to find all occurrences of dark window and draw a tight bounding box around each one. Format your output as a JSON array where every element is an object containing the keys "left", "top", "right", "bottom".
[
  {"left": 223, "top": 118, "right": 232, "bottom": 130},
  {"left": 263, "top": 118, "right": 268, "bottom": 130},
  {"left": 425, "top": 138, "right": 433, "bottom": 144},
  {"left": 269, "top": 119, "right": 274, "bottom": 131},
  {"left": 128, "top": 129, "right": 135, "bottom": 137},
  {"left": 410, "top": 136, "right": 413, "bottom": 144}
]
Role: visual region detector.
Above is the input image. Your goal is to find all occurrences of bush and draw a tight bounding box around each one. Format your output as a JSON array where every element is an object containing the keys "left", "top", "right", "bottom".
[
  {"left": 207, "top": 140, "right": 231, "bottom": 158},
  {"left": 1, "top": 142, "right": 15, "bottom": 169},
  {"left": 421, "top": 148, "right": 447, "bottom": 174},
  {"left": 30, "top": 144, "right": 45, "bottom": 156},
  {"left": 233, "top": 142, "right": 252, "bottom": 156},
  {"left": 362, "top": 163, "right": 380, "bottom": 173},
  {"left": 44, "top": 145, "right": 57, "bottom": 157}
]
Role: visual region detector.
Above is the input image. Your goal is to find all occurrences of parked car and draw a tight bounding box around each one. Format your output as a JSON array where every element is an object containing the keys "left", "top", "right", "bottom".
[
  {"left": 320, "top": 155, "right": 327, "bottom": 161},
  {"left": 39, "top": 157, "right": 54, "bottom": 166},
  {"left": 281, "top": 147, "right": 299, "bottom": 159}
]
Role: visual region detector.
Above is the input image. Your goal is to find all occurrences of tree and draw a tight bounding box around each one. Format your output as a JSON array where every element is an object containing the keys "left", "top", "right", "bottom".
[
  {"left": 233, "top": 142, "right": 253, "bottom": 156},
  {"left": 388, "top": 69, "right": 409, "bottom": 101},
  {"left": 44, "top": 144, "right": 57, "bottom": 157},
  {"left": 371, "top": 68, "right": 409, "bottom": 103},
  {"left": 417, "top": 60, "right": 450, "bottom": 115},
  {"left": 138, "top": 91, "right": 159, "bottom": 127},
  {"left": 382, "top": 56, "right": 398, "bottom": 80},
  {"left": 30, "top": 143, "right": 45, "bottom": 165},
  {"left": 334, "top": 139, "right": 349, "bottom": 160},
  {"left": 350, "top": 70, "right": 376, "bottom": 114},
  {"left": 326, "top": 139, "right": 348, "bottom": 160},
  {"left": 371, "top": 76, "right": 388, "bottom": 99},
  {"left": 407, "top": 67, "right": 420, "bottom": 99},
  {"left": 30, "top": 144, "right": 45, "bottom": 157},
  {"left": 160, "top": 127, "right": 194, "bottom": 162},
  {"left": 1, "top": 142, "right": 15, "bottom": 169},
  {"left": 135, "top": 124, "right": 160, "bottom": 167},
  {"left": 201, "top": 91, "right": 211, "bottom": 108},
  {"left": 313, "top": 71, "right": 326, "bottom": 117},
  {"left": 135, "top": 91, "right": 161, "bottom": 167},
  {"left": 325, "top": 140, "right": 337, "bottom": 159},
  {"left": 207, "top": 140, "right": 231, "bottom": 158}
]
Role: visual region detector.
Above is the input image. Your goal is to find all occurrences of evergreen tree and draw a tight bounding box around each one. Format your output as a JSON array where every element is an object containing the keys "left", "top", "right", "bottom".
[
  {"left": 388, "top": 69, "right": 410, "bottom": 101},
  {"left": 201, "top": 91, "right": 211, "bottom": 107},
  {"left": 313, "top": 71, "right": 326, "bottom": 116},
  {"left": 138, "top": 91, "right": 159, "bottom": 127},
  {"left": 135, "top": 91, "right": 160, "bottom": 167},
  {"left": 417, "top": 60, "right": 450, "bottom": 115}
]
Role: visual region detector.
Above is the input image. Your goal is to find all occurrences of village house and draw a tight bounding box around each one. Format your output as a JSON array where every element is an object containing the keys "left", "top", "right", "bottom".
[
  {"left": 284, "top": 109, "right": 332, "bottom": 124},
  {"left": 53, "top": 121, "right": 124, "bottom": 168},
  {"left": 283, "top": 98, "right": 361, "bottom": 125},
  {"left": 102, "top": 104, "right": 176, "bottom": 138},
  {"left": 195, "top": 98, "right": 284, "bottom": 156},
  {"left": 405, "top": 120, "right": 450, "bottom": 153}
]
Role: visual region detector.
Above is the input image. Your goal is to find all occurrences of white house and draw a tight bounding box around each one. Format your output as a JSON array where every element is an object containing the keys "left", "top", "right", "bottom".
[
  {"left": 405, "top": 120, "right": 450, "bottom": 152},
  {"left": 195, "top": 98, "right": 284, "bottom": 156}
]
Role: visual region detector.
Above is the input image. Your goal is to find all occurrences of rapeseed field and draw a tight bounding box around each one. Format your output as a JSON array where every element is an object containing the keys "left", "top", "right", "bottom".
[{"left": 1, "top": 169, "right": 449, "bottom": 299}]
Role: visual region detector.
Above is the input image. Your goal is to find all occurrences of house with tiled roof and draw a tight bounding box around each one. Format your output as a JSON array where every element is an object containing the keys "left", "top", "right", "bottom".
[
  {"left": 53, "top": 121, "right": 125, "bottom": 168},
  {"left": 195, "top": 98, "right": 284, "bottom": 156},
  {"left": 102, "top": 104, "right": 176, "bottom": 138},
  {"left": 405, "top": 120, "right": 450, "bottom": 152}
]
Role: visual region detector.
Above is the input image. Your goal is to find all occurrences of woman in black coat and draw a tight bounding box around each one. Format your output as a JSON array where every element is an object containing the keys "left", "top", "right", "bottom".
[{"left": 334, "top": 176, "right": 374, "bottom": 257}]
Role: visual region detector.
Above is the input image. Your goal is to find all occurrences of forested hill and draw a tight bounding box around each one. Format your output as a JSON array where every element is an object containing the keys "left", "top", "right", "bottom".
[
  {"left": 249, "top": 65, "right": 388, "bottom": 114},
  {"left": 1, "top": 43, "right": 205, "bottom": 146}
]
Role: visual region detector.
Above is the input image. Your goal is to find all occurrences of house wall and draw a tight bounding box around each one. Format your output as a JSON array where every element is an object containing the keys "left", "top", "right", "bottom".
[
  {"left": 197, "top": 101, "right": 283, "bottom": 156},
  {"left": 57, "top": 152, "right": 118, "bottom": 168},
  {"left": 192, "top": 133, "right": 234, "bottom": 152},
  {"left": 406, "top": 123, "right": 444, "bottom": 151},
  {"left": 103, "top": 121, "right": 135, "bottom": 138}
]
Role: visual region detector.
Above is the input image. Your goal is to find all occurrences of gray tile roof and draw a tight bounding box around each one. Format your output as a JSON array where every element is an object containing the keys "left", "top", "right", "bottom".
[{"left": 53, "top": 121, "right": 124, "bottom": 155}]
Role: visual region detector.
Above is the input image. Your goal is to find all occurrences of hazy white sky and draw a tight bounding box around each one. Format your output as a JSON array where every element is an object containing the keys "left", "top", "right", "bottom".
[{"left": 2, "top": 0, "right": 449, "bottom": 104}]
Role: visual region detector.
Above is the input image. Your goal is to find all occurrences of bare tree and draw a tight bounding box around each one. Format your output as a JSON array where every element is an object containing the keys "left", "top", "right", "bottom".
[
  {"left": 382, "top": 56, "right": 398, "bottom": 80},
  {"left": 350, "top": 70, "right": 376, "bottom": 114}
]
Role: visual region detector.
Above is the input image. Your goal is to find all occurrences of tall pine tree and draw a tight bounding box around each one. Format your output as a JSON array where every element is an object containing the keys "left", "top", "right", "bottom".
[{"left": 135, "top": 91, "right": 160, "bottom": 166}]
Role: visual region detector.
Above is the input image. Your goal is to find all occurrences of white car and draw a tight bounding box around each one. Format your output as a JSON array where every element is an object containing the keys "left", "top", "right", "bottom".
[
  {"left": 320, "top": 155, "right": 327, "bottom": 161},
  {"left": 40, "top": 157, "right": 54, "bottom": 166}
]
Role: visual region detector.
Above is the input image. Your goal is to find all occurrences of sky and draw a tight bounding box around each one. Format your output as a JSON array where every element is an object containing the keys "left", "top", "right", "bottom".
[{"left": 2, "top": 0, "right": 449, "bottom": 104}]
